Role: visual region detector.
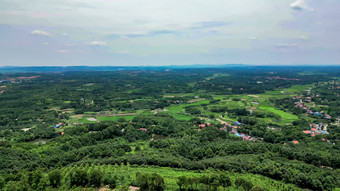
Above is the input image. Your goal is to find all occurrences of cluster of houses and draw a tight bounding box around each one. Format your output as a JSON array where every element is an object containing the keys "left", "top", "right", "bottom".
[
  {"left": 199, "top": 123, "right": 211, "bottom": 128},
  {"left": 139, "top": 128, "right": 147, "bottom": 132},
  {"left": 0, "top": 80, "right": 11, "bottom": 84},
  {"left": 302, "top": 123, "right": 328, "bottom": 136},
  {"left": 283, "top": 140, "right": 299, "bottom": 145},
  {"left": 294, "top": 100, "right": 332, "bottom": 119},
  {"left": 198, "top": 121, "right": 256, "bottom": 141},
  {"left": 0, "top": 76, "right": 40, "bottom": 84},
  {"left": 291, "top": 140, "right": 299, "bottom": 144},
  {"left": 229, "top": 122, "right": 255, "bottom": 141},
  {"left": 265, "top": 76, "right": 301, "bottom": 81},
  {"left": 54, "top": 123, "right": 63, "bottom": 128}
]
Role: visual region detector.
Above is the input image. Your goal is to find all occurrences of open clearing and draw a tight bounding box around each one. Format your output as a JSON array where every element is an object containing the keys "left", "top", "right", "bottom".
[
  {"left": 87, "top": 117, "right": 98, "bottom": 122},
  {"left": 259, "top": 104, "right": 298, "bottom": 124},
  {"left": 67, "top": 83, "right": 304, "bottom": 125}
]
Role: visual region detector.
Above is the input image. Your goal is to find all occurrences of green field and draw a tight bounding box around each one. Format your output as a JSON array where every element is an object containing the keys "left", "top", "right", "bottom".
[
  {"left": 97, "top": 115, "right": 136, "bottom": 122},
  {"left": 164, "top": 100, "right": 211, "bottom": 120},
  {"left": 205, "top": 73, "right": 230, "bottom": 80},
  {"left": 67, "top": 86, "right": 301, "bottom": 125},
  {"left": 259, "top": 104, "right": 299, "bottom": 124},
  {"left": 283, "top": 84, "right": 314, "bottom": 93}
]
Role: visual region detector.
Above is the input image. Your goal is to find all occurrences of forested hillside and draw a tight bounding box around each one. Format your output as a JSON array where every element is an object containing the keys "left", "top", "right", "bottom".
[{"left": 0, "top": 66, "right": 339, "bottom": 191}]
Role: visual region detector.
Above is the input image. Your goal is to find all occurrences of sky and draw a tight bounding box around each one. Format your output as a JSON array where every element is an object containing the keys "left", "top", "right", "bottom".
[{"left": 0, "top": 0, "right": 339, "bottom": 66}]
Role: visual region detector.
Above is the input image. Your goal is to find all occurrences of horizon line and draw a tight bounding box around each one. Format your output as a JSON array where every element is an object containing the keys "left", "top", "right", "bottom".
[{"left": 1, "top": 64, "right": 340, "bottom": 68}]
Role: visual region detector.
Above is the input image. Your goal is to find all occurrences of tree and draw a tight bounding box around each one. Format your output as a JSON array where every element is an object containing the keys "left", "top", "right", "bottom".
[
  {"left": 235, "top": 178, "right": 253, "bottom": 191},
  {"left": 149, "top": 173, "right": 165, "bottom": 191},
  {"left": 88, "top": 169, "right": 103, "bottom": 187},
  {"left": 186, "top": 177, "right": 196, "bottom": 190},
  {"left": 118, "top": 118, "right": 127, "bottom": 122},
  {"left": 48, "top": 169, "right": 62, "bottom": 188},
  {"left": 136, "top": 173, "right": 165, "bottom": 191},
  {"left": 28, "top": 170, "right": 43, "bottom": 190},
  {"left": 103, "top": 173, "right": 117, "bottom": 189},
  {"left": 135, "top": 146, "right": 141, "bottom": 152},
  {"left": 0, "top": 176, "right": 5, "bottom": 190},
  {"left": 250, "top": 185, "right": 265, "bottom": 191},
  {"left": 219, "top": 174, "right": 232, "bottom": 190},
  {"left": 3, "top": 181, "right": 22, "bottom": 191},
  {"left": 199, "top": 175, "right": 210, "bottom": 190},
  {"left": 136, "top": 172, "right": 149, "bottom": 191},
  {"left": 205, "top": 148, "right": 215, "bottom": 158},
  {"left": 37, "top": 176, "right": 48, "bottom": 191},
  {"left": 209, "top": 175, "right": 220, "bottom": 191},
  {"left": 70, "top": 168, "right": 89, "bottom": 187},
  {"left": 177, "top": 176, "right": 187, "bottom": 190}
]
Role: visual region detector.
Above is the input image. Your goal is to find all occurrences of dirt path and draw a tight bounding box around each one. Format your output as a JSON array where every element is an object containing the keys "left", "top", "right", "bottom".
[
  {"left": 216, "top": 118, "right": 228, "bottom": 124},
  {"left": 217, "top": 115, "right": 236, "bottom": 124},
  {"left": 323, "top": 124, "right": 328, "bottom": 131},
  {"left": 188, "top": 98, "right": 206, "bottom": 103},
  {"left": 73, "top": 113, "right": 137, "bottom": 117}
]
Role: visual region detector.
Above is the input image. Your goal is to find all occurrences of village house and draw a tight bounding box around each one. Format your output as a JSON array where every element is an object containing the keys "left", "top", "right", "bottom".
[
  {"left": 303, "top": 123, "right": 328, "bottom": 136},
  {"left": 292, "top": 96, "right": 302, "bottom": 100},
  {"left": 219, "top": 126, "right": 227, "bottom": 131},
  {"left": 0, "top": 80, "right": 11, "bottom": 84},
  {"left": 198, "top": 123, "right": 211, "bottom": 128},
  {"left": 314, "top": 112, "right": 321, "bottom": 116},
  {"left": 325, "top": 114, "right": 332, "bottom": 119},
  {"left": 294, "top": 99, "right": 332, "bottom": 119},
  {"left": 234, "top": 121, "right": 242, "bottom": 126},
  {"left": 243, "top": 136, "right": 255, "bottom": 141},
  {"left": 54, "top": 123, "right": 63, "bottom": 128}
]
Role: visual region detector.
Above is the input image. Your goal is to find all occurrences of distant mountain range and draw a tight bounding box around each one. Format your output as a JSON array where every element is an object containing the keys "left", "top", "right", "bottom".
[
  {"left": 0, "top": 65, "right": 247, "bottom": 73},
  {"left": 0, "top": 64, "right": 339, "bottom": 73}
]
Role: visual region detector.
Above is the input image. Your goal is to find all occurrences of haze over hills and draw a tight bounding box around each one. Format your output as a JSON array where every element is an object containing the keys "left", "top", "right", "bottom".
[{"left": 1, "top": 65, "right": 340, "bottom": 73}]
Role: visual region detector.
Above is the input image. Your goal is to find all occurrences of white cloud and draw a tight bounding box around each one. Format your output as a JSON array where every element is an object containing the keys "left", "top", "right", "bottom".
[
  {"left": 1, "top": 0, "right": 295, "bottom": 36},
  {"left": 43, "top": 42, "right": 48, "bottom": 45},
  {"left": 31, "top": 30, "right": 51, "bottom": 36},
  {"left": 1, "top": 0, "right": 339, "bottom": 66},
  {"left": 290, "top": 0, "right": 313, "bottom": 11},
  {"left": 89, "top": 41, "right": 107, "bottom": 46}
]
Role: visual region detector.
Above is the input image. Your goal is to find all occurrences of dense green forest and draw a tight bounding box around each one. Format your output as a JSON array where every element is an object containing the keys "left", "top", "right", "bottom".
[{"left": 0, "top": 66, "right": 339, "bottom": 191}]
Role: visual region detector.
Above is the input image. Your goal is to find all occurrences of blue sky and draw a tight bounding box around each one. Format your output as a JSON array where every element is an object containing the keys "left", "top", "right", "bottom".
[{"left": 0, "top": 0, "right": 339, "bottom": 66}]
